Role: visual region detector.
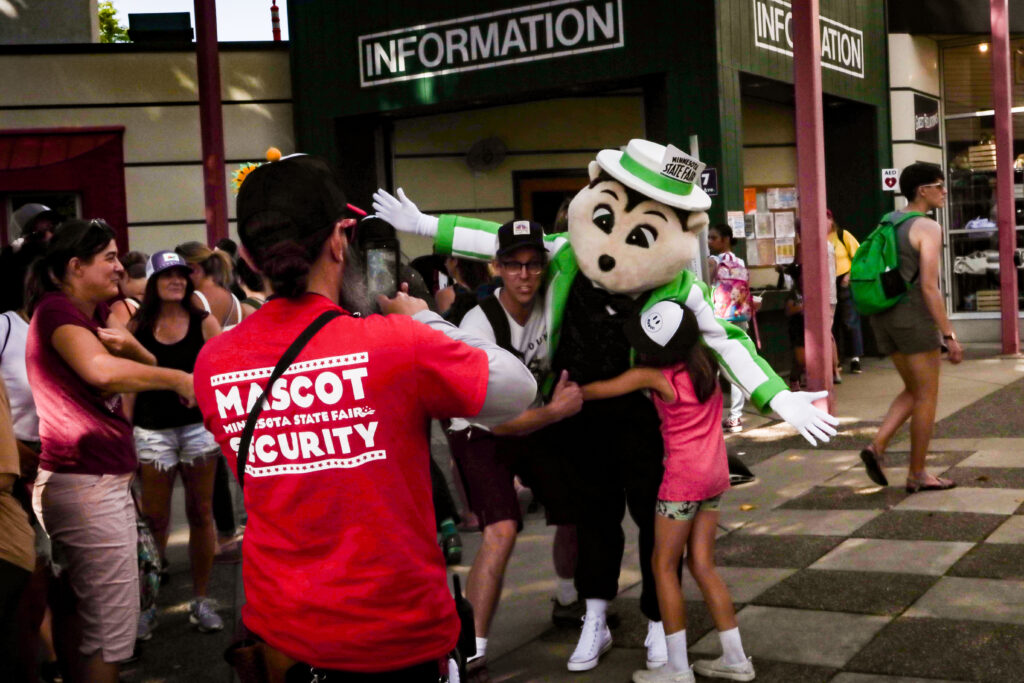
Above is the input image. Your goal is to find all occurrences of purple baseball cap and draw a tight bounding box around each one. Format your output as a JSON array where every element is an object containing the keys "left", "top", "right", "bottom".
[{"left": 146, "top": 250, "right": 190, "bottom": 278}]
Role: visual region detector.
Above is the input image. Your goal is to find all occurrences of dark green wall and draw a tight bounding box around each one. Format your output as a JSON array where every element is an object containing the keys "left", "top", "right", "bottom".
[{"left": 288, "top": 0, "right": 890, "bottom": 228}]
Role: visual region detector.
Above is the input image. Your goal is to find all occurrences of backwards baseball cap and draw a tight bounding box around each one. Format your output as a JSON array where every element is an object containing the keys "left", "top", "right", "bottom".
[
  {"left": 146, "top": 250, "right": 190, "bottom": 278},
  {"left": 496, "top": 220, "right": 545, "bottom": 258},
  {"left": 12, "top": 203, "right": 62, "bottom": 237},
  {"left": 236, "top": 154, "right": 348, "bottom": 254},
  {"left": 624, "top": 300, "right": 699, "bottom": 365}
]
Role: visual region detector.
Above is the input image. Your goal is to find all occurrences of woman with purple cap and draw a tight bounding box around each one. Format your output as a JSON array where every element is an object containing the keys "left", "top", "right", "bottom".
[{"left": 128, "top": 250, "right": 223, "bottom": 640}]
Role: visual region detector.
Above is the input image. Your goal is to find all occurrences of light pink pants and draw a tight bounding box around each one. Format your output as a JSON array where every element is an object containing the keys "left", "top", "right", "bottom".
[{"left": 33, "top": 470, "right": 138, "bottom": 663}]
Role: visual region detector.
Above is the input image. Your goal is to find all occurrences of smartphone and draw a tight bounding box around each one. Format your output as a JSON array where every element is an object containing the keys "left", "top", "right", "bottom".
[{"left": 365, "top": 244, "right": 399, "bottom": 302}]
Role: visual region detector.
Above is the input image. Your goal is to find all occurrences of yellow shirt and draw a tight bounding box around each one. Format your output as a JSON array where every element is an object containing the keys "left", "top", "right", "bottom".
[{"left": 829, "top": 229, "right": 860, "bottom": 277}]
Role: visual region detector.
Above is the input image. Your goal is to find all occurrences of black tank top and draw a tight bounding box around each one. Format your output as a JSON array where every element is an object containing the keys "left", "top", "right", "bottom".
[{"left": 134, "top": 312, "right": 206, "bottom": 429}]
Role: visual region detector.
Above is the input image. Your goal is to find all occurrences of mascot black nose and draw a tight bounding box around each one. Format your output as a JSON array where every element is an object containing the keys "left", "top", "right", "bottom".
[{"left": 598, "top": 254, "right": 616, "bottom": 272}]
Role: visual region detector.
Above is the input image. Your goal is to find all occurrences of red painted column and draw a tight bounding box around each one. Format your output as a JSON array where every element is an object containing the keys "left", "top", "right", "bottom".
[
  {"left": 195, "top": 0, "right": 228, "bottom": 245},
  {"left": 792, "top": 1, "right": 833, "bottom": 409},
  {"left": 990, "top": 0, "right": 1020, "bottom": 355}
]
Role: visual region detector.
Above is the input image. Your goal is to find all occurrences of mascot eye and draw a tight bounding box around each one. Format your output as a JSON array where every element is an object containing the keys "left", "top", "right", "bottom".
[
  {"left": 592, "top": 205, "right": 614, "bottom": 234},
  {"left": 626, "top": 225, "right": 658, "bottom": 249}
]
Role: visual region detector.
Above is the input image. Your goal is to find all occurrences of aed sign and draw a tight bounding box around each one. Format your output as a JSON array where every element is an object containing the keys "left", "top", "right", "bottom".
[
  {"left": 881, "top": 168, "right": 898, "bottom": 191},
  {"left": 752, "top": 0, "right": 865, "bottom": 79},
  {"left": 358, "top": 0, "right": 625, "bottom": 88}
]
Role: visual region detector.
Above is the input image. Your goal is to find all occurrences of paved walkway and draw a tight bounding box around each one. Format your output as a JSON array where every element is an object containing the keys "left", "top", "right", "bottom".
[{"left": 126, "top": 348, "right": 1024, "bottom": 682}]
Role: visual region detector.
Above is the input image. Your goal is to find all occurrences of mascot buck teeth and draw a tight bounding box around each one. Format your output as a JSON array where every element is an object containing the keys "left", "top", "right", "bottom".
[{"left": 374, "top": 138, "right": 838, "bottom": 673}]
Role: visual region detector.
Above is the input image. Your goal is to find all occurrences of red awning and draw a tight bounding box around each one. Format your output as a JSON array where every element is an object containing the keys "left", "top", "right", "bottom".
[{"left": 0, "top": 127, "right": 124, "bottom": 171}]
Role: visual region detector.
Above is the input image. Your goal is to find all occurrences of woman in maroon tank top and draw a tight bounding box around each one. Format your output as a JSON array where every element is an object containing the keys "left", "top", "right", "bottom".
[{"left": 128, "top": 251, "right": 223, "bottom": 639}]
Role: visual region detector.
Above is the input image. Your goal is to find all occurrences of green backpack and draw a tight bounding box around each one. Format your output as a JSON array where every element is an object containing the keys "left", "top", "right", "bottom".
[{"left": 849, "top": 211, "right": 923, "bottom": 315}]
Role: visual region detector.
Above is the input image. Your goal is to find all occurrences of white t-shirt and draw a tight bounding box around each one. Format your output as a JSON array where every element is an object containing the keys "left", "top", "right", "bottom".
[
  {"left": 450, "top": 288, "right": 548, "bottom": 430},
  {"left": 0, "top": 311, "right": 39, "bottom": 441}
]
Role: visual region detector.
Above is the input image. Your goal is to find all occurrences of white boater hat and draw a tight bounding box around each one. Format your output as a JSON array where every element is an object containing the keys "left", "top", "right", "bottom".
[{"left": 596, "top": 139, "right": 712, "bottom": 212}]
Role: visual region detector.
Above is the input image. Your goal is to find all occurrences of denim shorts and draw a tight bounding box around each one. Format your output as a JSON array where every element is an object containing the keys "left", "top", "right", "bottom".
[
  {"left": 656, "top": 495, "right": 722, "bottom": 521},
  {"left": 134, "top": 422, "right": 219, "bottom": 471}
]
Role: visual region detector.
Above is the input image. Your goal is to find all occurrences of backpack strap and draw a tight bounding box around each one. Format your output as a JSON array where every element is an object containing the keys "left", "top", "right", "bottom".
[
  {"left": 0, "top": 312, "right": 12, "bottom": 363},
  {"left": 236, "top": 309, "right": 344, "bottom": 489},
  {"left": 479, "top": 295, "right": 523, "bottom": 361},
  {"left": 889, "top": 211, "right": 926, "bottom": 284}
]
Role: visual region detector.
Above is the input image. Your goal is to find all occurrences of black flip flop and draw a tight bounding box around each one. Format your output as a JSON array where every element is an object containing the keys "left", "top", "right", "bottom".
[{"left": 860, "top": 446, "right": 888, "bottom": 486}]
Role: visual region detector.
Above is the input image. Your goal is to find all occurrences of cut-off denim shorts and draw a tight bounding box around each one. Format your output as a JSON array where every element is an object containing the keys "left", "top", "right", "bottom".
[{"left": 134, "top": 422, "right": 219, "bottom": 471}]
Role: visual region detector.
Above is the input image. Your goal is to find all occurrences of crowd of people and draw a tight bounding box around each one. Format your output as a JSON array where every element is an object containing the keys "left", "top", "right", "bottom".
[{"left": 0, "top": 157, "right": 962, "bottom": 683}]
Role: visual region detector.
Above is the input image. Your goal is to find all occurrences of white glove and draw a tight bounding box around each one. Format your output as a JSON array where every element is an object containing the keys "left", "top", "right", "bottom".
[
  {"left": 768, "top": 390, "right": 840, "bottom": 446},
  {"left": 371, "top": 187, "right": 439, "bottom": 238}
]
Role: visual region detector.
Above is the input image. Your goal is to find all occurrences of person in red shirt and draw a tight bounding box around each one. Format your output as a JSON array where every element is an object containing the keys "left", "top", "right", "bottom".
[{"left": 193, "top": 154, "right": 536, "bottom": 681}]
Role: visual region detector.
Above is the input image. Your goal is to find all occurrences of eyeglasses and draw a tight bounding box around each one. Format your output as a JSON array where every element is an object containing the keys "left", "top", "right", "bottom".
[
  {"left": 919, "top": 182, "right": 946, "bottom": 192},
  {"left": 499, "top": 260, "right": 545, "bottom": 275}
]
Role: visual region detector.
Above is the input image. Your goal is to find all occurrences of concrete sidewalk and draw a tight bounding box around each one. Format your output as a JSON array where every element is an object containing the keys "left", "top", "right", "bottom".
[{"left": 125, "top": 347, "right": 1024, "bottom": 683}]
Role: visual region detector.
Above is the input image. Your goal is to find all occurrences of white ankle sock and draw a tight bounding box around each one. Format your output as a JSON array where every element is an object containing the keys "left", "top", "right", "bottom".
[
  {"left": 584, "top": 598, "right": 608, "bottom": 620},
  {"left": 718, "top": 627, "right": 747, "bottom": 666},
  {"left": 556, "top": 578, "right": 578, "bottom": 606},
  {"left": 665, "top": 630, "right": 688, "bottom": 673},
  {"left": 469, "top": 636, "right": 487, "bottom": 661}
]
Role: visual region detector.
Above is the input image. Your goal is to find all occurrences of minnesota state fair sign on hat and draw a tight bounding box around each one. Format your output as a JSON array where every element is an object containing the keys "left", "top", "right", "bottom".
[{"left": 596, "top": 139, "right": 712, "bottom": 212}]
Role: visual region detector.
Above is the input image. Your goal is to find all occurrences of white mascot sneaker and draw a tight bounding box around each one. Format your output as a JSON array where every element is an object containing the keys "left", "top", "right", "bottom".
[
  {"left": 645, "top": 620, "right": 668, "bottom": 669},
  {"left": 692, "top": 655, "right": 756, "bottom": 681},
  {"left": 567, "top": 613, "right": 613, "bottom": 672}
]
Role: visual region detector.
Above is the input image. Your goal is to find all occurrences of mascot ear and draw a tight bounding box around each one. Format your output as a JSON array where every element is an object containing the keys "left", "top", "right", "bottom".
[
  {"left": 587, "top": 160, "right": 602, "bottom": 182},
  {"left": 687, "top": 211, "right": 710, "bottom": 234}
]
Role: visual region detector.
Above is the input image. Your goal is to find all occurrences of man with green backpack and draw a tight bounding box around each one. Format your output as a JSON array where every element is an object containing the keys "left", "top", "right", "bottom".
[{"left": 850, "top": 163, "right": 963, "bottom": 493}]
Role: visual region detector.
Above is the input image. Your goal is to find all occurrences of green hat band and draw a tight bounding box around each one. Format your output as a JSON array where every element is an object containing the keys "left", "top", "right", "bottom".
[{"left": 620, "top": 151, "right": 695, "bottom": 197}]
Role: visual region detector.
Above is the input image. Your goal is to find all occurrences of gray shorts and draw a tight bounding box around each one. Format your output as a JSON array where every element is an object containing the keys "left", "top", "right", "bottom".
[{"left": 869, "top": 287, "right": 941, "bottom": 356}]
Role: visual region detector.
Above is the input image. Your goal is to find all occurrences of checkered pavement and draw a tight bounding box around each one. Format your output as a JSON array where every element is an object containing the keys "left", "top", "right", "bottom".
[{"left": 686, "top": 437, "right": 1024, "bottom": 682}]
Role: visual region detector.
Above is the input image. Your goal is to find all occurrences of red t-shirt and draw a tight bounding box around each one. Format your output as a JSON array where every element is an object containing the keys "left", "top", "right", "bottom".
[
  {"left": 26, "top": 292, "right": 136, "bottom": 475},
  {"left": 193, "top": 293, "right": 488, "bottom": 671}
]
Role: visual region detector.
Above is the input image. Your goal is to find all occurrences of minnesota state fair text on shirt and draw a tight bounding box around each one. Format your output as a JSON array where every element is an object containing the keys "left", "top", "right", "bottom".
[{"left": 210, "top": 352, "right": 381, "bottom": 477}]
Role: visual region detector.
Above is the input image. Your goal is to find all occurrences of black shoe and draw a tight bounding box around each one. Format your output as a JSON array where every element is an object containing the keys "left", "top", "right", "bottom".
[
  {"left": 443, "top": 532, "right": 463, "bottom": 566},
  {"left": 729, "top": 472, "right": 757, "bottom": 487},
  {"left": 850, "top": 358, "right": 862, "bottom": 374},
  {"left": 860, "top": 446, "right": 888, "bottom": 486},
  {"left": 551, "top": 598, "right": 585, "bottom": 627},
  {"left": 551, "top": 599, "right": 620, "bottom": 628}
]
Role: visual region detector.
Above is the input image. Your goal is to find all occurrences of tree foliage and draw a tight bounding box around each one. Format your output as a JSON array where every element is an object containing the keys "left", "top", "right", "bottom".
[{"left": 98, "top": 1, "right": 130, "bottom": 43}]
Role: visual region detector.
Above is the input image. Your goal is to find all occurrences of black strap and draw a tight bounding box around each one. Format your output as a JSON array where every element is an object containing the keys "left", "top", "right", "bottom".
[
  {"left": 0, "top": 312, "right": 11, "bottom": 363},
  {"left": 236, "top": 309, "right": 343, "bottom": 489},
  {"left": 479, "top": 295, "right": 523, "bottom": 361}
]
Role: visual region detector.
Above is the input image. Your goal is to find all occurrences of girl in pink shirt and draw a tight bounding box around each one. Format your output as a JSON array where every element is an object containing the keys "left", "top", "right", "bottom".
[{"left": 582, "top": 301, "right": 754, "bottom": 683}]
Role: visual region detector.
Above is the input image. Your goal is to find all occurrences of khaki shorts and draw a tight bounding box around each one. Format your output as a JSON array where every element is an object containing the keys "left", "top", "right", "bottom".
[
  {"left": 33, "top": 470, "right": 138, "bottom": 663},
  {"left": 869, "top": 287, "right": 941, "bottom": 356}
]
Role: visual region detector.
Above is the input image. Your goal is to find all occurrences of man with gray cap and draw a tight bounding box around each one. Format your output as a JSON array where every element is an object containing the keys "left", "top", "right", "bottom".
[{"left": 11, "top": 203, "right": 61, "bottom": 246}]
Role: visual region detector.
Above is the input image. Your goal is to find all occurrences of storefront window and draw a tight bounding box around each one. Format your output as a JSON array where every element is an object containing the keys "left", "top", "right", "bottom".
[{"left": 942, "top": 40, "right": 1024, "bottom": 314}]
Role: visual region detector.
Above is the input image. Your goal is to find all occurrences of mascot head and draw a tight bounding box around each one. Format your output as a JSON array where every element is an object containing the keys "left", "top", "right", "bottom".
[{"left": 567, "top": 139, "right": 711, "bottom": 295}]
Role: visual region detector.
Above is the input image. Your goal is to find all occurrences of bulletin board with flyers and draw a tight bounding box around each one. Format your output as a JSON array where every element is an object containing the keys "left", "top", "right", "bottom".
[{"left": 739, "top": 185, "right": 799, "bottom": 268}]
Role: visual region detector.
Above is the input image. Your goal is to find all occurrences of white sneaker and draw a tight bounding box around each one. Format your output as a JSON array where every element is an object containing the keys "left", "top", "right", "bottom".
[
  {"left": 632, "top": 666, "right": 695, "bottom": 683},
  {"left": 692, "top": 655, "right": 756, "bottom": 681},
  {"left": 645, "top": 620, "right": 668, "bottom": 669},
  {"left": 567, "top": 613, "right": 612, "bottom": 672}
]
